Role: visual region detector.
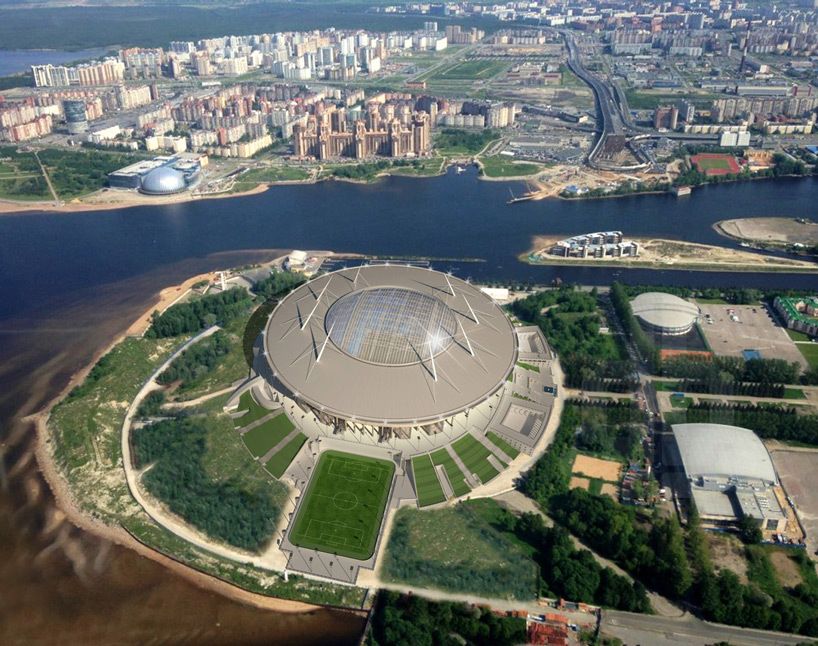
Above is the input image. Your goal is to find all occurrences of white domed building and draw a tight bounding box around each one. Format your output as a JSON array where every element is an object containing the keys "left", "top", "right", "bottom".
[{"left": 139, "top": 166, "right": 191, "bottom": 195}]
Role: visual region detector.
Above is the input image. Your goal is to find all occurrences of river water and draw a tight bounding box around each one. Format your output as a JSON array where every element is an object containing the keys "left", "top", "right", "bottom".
[{"left": 0, "top": 169, "right": 816, "bottom": 642}]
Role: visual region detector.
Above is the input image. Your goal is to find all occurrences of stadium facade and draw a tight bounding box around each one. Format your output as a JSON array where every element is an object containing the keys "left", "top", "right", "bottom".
[
  {"left": 630, "top": 291, "right": 700, "bottom": 336},
  {"left": 256, "top": 264, "right": 518, "bottom": 442}
]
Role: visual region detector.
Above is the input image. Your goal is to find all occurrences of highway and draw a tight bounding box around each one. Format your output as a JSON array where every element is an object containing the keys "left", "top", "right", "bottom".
[{"left": 602, "top": 610, "right": 806, "bottom": 646}]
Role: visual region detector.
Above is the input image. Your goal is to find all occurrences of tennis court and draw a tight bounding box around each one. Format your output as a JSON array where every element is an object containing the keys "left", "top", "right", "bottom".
[{"left": 288, "top": 450, "right": 394, "bottom": 559}]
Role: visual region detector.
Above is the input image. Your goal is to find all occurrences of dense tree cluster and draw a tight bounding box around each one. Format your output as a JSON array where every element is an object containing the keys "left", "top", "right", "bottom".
[
  {"left": 660, "top": 355, "right": 799, "bottom": 385},
  {"left": 136, "top": 390, "right": 165, "bottom": 418},
  {"left": 511, "top": 287, "right": 636, "bottom": 390},
  {"left": 157, "top": 331, "right": 233, "bottom": 388},
  {"left": 146, "top": 288, "right": 253, "bottom": 338},
  {"left": 610, "top": 282, "right": 660, "bottom": 370},
  {"left": 510, "top": 512, "right": 650, "bottom": 612},
  {"left": 132, "top": 417, "right": 279, "bottom": 551},
  {"left": 329, "top": 159, "right": 423, "bottom": 179},
  {"left": 672, "top": 401, "right": 818, "bottom": 445},
  {"left": 251, "top": 270, "right": 305, "bottom": 300},
  {"left": 367, "top": 591, "right": 525, "bottom": 646},
  {"left": 675, "top": 378, "right": 785, "bottom": 398},
  {"left": 66, "top": 352, "right": 116, "bottom": 401},
  {"left": 549, "top": 489, "right": 693, "bottom": 600}
]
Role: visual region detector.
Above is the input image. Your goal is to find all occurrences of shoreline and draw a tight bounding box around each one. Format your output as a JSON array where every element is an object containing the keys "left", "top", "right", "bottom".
[
  {"left": 26, "top": 266, "right": 331, "bottom": 616},
  {"left": 1, "top": 155, "right": 816, "bottom": 216},
  {"left": 522, "top": 236, "right": 818, "bottom": 273}
]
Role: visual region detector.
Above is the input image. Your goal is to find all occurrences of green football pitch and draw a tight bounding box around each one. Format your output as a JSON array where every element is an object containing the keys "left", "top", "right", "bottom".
[{"left": 288, "top": 450, "right": 395, "bottom": 560}]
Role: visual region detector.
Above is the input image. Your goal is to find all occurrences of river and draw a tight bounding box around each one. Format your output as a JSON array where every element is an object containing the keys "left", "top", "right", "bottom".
[{"left": 0, "top": 169, "right": 816, "bottom": 643}]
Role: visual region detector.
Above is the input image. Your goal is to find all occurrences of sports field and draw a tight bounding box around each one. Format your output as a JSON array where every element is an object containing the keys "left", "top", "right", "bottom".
[
  {"left": 690, "top": 153, "right": 741, "bottom": 177},
  {"left": 288, "top": 450, "right": 395, "bottom": 559}
]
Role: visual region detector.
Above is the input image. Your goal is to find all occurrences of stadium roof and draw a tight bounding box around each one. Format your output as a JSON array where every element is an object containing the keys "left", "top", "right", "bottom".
[
  {"left": 261, "top": 265, "right": 518, "bottom": 426},
  {"left": 672, "top": 423, "right": 777, "bottom": 485},
  {"left": 630, "top": 292, "right": 699, "bottom": 331}
]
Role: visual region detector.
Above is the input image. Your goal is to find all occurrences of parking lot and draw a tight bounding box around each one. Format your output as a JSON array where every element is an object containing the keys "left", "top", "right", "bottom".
[{"left": 696, "top": 302, "right": 808, "bottom": 369}]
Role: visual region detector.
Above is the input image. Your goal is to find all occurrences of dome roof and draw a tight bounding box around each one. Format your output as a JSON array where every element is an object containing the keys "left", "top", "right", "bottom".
[
  {"left": 631, "top": 292, "right": 699, "bottom": 332},
  {"left": 140, "top": 166, "right": 187, "bottom": 195},
  {"left": 325, "top": 287, "right": 457, "bottom": 366}
]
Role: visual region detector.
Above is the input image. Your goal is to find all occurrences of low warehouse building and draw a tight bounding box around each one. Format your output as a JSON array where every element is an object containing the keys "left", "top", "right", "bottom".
[
  {"left": 630, "top": 291, "right": 699, "bottom": 336},
  {"left": 672, "top": 423, "right": 787, "bottom": 534}
]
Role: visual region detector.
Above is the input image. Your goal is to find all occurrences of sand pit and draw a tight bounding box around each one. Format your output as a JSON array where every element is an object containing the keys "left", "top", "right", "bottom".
[
  {"left": 570, "top": 476, "right": 591, "bottom": 490},
  {"left": 572, "top": 455, "right": 622, "bottom": 482}
]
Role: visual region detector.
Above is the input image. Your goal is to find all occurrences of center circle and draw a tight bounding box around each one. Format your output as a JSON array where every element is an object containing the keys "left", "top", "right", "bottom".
[
  {"left": 333, "top": 491, "right": 358, "bottom": 510},
  {"left": 324, "top": 286, "right": 457, "bottom": 367}
]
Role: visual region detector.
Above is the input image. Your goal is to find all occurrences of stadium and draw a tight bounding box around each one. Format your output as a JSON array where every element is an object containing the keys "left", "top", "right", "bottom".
[
  {"left": 630, "top": 291, "right": 700, "bottom": 336},
  {"left": 256, "top": 264, "right": 518, "bottom": 440}
]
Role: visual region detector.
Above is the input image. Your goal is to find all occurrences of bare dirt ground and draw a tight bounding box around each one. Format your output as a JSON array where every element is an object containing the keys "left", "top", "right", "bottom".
[
  {"left": 569, "top": 475, "right": 591, "bottom": 490},
  {"left": 706, "top": 532, "right": 749, "bottom": 584},
  {"left": 716, "top": 217, "right": 818, "bottom": 245},
  {"left": 527, "top": 236, "right": 818, "bottom": 271},
  {"left": 697, "top": 303, "right": 808, "bottom": 369},
  {"left": 768, "top": 446, "right": 818, "bottom": 563},
  {"left": 770, "top": 550, "right": 803, "bottom": 588},
  {"left": 572, "top": 455, "right": 621, "bottom": 481}
]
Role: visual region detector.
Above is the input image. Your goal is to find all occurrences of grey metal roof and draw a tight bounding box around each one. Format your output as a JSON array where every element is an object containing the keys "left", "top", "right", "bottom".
[
  {"left": 325, "top": 287, "right": 457, "bottom": 366},
  {"left": 631, "top": 292, "right": 699, "bottom": 331},
  {"left": 672, "top": 423, "right": 777, "bottom": 485},
  {"left": 140, "top": 166, "right": 187, "bottom": 195},
  {"left": 261, "top": 265, "right": 518, "bottom": 426}
]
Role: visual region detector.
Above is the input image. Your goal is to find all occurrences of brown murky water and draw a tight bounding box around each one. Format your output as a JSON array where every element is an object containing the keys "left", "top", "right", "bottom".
[{"left": 0, "top": 251, "right": 365, "bottom": 645}]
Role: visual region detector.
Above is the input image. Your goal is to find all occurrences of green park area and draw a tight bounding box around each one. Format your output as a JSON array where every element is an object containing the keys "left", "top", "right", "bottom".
[
  {"left": 288, "top": 450, "right": 394, "bottom": 559},
  {"left": 430, "top": 448, "right": 471, "bottom": 497},
  {"left": 426, "top": 59, "right": 507, "bottom": 81},
  {"left": 240, "top": 412, "right": 295, "bottom": 457},
  {"left": 433, "top": 128, "right": 499, "bottom": 156},
  {"left": 264, "top": 433, "right": 307, "bottom": 478},
  {"left": 486, "top": 431, "right": 519, "bottom": 460},
  {"left": 479, "top": 155, "right": 543, "bottom": 178},
  {"left": 381, "top": 501, "right": 539, "bottom": 599},
  {"left": 227, "top": 165, "right": 310, "bottom": 193},
  {"left": 411, "top": 454, "right": 446, "bottom": 507},
  {"left": 452, "top": 434, "right": 502, "bottom": 484},
  {"left": 797, "top": 342, "right": 818, "bottom": 370}
]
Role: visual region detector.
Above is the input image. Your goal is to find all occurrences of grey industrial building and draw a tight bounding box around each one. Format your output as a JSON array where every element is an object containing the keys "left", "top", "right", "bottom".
[{"left": 671, "top": 423, "right": 787, "bottom": 533}]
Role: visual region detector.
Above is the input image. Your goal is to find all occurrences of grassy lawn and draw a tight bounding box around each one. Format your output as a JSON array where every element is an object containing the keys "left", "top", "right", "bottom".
[
  {"left": 517, "top": 361, "right": 540, "bottom": 372},
  {"left": 232, "top": 390, "right": 272, "bottom": 428},
  {"left": 433, "top": 129, "right": 499, "bottom": 156},
  {"left": 787, "top": 328, "right": 813, "bottom": 342},
  {"left": 670, "top": 395, "right": 693, "bottom": 409},
  {"left": 387, "top": 157, "right": 444, "bottom": 177},
  {"left": 452, "top": 434, "right": 501, "bottom": 484},
  {"left": 240, "top": 413, "right": 295, "bottom": 457},
  {"left": 264, "top": 432, "right": 307, "bottom": 479},
  {"left": 380, "top": 502, "right": 539, "bottom": 599},
  {"left": 479, "top": 155, "right": 543, "bottom": 178},
  {"left": 288, "top": 450, "right": 394, "bottom": 559},
  {"left": 783, "top": 387, "right": 807, "bottom": 400},
  {"left": 411, "top": 454, "right": 446, "bottom": 507},
  {"left": 796, "top": 342, "right": 818, "bottom": 370},
  {"left": 424, "top": 59, "right": 506, "bottom": 81},
  {"left": 652, "top": 380, "right": 681, "bottom": 392},
  {"left": 486, "top": 431, "right": 520, "bottom": 460},
  {"left": 229, "top": 166, "right": 310, "bottom": 193},
  {"left": 430, "top": 448, "right": 471, "bottom": 497}
]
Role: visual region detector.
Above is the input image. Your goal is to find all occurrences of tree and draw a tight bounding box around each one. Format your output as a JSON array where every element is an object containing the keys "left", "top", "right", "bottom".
[{"left": 738, "top": 515, "right": 763, "bottom": 545}]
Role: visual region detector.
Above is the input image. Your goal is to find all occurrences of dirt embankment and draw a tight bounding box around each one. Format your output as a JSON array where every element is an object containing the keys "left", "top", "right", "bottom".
[{"left": 715, "top": 217, "right": 818, "bottom": 246}]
